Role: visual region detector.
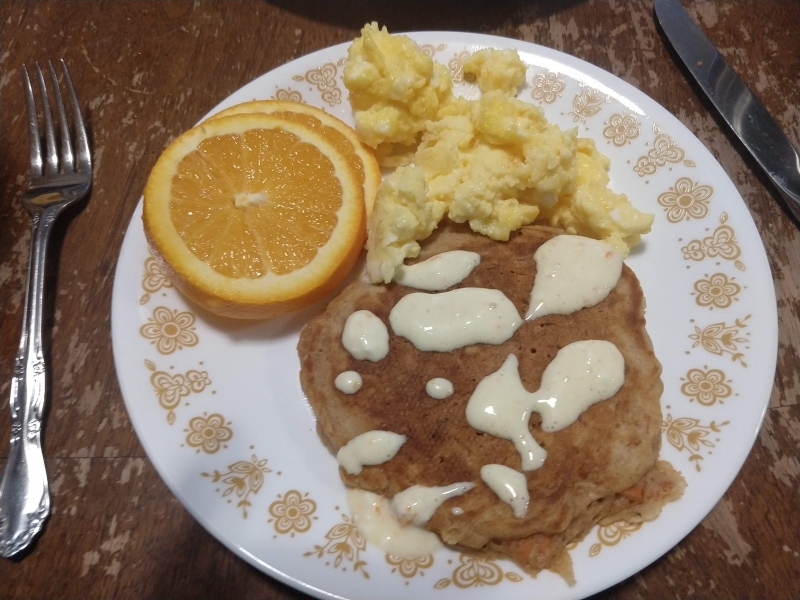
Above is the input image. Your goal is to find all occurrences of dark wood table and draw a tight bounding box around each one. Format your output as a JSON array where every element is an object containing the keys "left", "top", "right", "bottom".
[{"left": 1, "top": 1, "right": 797, "bottom": 598}]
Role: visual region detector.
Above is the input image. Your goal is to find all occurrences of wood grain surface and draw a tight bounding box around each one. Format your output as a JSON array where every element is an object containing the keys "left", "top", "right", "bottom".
[{"left": 0, "top": 1, "right": 797, "bottom": 599}]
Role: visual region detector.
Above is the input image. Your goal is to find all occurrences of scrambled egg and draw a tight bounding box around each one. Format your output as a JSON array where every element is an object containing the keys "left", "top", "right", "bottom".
[
  {"left": 344, "top": 23, "right": 452, "bottom": 164},
  {"left": 540, "top": 139, "right": 655, "bottom": 253},
  {"left": 345, "top": 26, "right": 654, "bottom": 283},
  {"left": 416, "top": 91, "right": 577, "bottom": 240},
  {"left": 365, "top": 166, "right": 446, "bottom": 283},
  {"left": 462, "top": 48, "right": 527, "bottom": 94}
]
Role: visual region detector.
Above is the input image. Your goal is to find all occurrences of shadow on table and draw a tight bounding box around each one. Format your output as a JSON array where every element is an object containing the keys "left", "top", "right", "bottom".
[{"left": 264, "top": 0, "right": 589, "bottom": 32}]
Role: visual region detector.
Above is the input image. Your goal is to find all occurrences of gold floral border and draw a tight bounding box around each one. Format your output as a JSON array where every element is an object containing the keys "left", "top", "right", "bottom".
[
  {"left": 658, "top": 177, "right": 714, "bottom": 222},
  {"left": 140, "top": 306, "right": 199, "bottom": 355},
  {"left": 662, "top": 414, "right": 729, "bottom": 471},
  {"left": 531, "top": 68, "right": 565, "bottom": 103},
  {"left": 201, "top": 454, "right": 273, "bottom": 518},
  {"left": 680, "top": 212, "right": 746, "bottom": 271},
  {"left": 273, "top": 87, "right": 303, "bottom": 102},
  {"left": 140, "top": 255, "right": 172, "bottom": 304},
  {"left": 419, "top": 43, "right": 447, "bottom": 58},
  {"left": 589, "top": 521, "right": 643, "bottom": 557},
  {"left": 268, "top": 490, "right": 318, "bottom": 537},
  {"left": 183, "top": 412, "right": 232, "bottom": 454},
  {"left": 434, "top": 554, "right": 524, "bottom": 589},
  {"left": 304, "top": 513, "right": 369, "bottom": 579},
  {"left": 569, "top": 83, "right": 609, "bottom": 123},
  {"left": 291, "top": 59, "right": 345, "bottom": 106},
  {"left": 691, "top": 272, "right": 742, "bottom": 309},
  {"left": 634, "top": 124, "right": 695, "bottom": 176},
  {"left": 602, "top": 112, "right": 639, "bottom": 145},
  {"left": 386, "top": 554, "right": 434, "bottom": 580},
  {"left": 448, "top": 50, "right": 471, "bottom": 83},
  {"left": 680, "top": 367, "right": 735, "bottom": 406},
  {"left": 145, "top": 360, "right": 211, "bottom": 424},
  {"left": 688, "top": 314, "right": 751, "bottom": 366}
]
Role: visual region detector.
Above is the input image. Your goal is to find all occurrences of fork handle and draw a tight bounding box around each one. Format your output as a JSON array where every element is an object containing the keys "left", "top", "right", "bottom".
[{"left": 0, "top": 207, "right": 58, "bottom": 557}]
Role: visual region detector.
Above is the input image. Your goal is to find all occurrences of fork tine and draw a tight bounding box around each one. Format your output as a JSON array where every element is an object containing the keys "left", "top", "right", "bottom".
[
  {"left": 21, "top": 66, "right": 43, "bottom": 179},
  {"left": 34, "top": 63, "right": 59, "bottom": 176},
  {"left": 47, "top": 61, "right": 74, "bottom": 173},
  {"left": 59, "top": 60, "right": 91, "bottom": 176}
]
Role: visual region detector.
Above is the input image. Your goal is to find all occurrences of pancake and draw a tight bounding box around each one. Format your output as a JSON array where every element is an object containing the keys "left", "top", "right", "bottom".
[{"left": 297, "top": 223, "right": 684, "bottom": 580}]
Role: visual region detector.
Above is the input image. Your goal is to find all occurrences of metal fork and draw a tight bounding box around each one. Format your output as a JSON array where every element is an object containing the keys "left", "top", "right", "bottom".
[{"left": 0, "top": 60, "right": 92, "bottom": 557}]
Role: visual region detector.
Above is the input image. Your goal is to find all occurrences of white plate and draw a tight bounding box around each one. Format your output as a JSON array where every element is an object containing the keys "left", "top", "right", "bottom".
[{"left": 111, "top": 32, "right": 778, "bottom": 600}]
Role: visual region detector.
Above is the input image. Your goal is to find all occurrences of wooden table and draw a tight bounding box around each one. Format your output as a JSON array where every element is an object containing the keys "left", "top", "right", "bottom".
[{"left": 1, "top": 1, "right": 797, "bottom": 598}]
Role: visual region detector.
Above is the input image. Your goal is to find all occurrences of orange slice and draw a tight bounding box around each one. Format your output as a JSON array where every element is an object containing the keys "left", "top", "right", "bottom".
[
  {"left": 207, "top": 100, "right": 381, "bottom": 217},
  {"left": 143, "top": 113, "right": 365, "bottom": 319}
]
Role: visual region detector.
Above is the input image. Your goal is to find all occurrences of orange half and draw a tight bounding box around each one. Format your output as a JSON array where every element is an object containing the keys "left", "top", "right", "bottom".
[
  {"left": 207, "top": 100, "right": 381, "bottom": 217},
  {"left": 143, "top": 113, "right": 365, "bottom": 319}
]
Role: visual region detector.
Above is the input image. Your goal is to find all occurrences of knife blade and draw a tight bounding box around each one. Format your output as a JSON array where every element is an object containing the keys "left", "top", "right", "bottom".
[{"left": 654, "top": 0, "right": 800, "bottom": 224}]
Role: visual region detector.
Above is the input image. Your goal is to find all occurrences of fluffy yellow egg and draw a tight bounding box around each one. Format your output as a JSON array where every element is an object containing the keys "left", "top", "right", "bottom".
[
  {"left": 350, "top": 26, "right": 655, "bottom": 282},
  {"left": 416, "top": 90, "right": 578, "bottom": 240},
  {"left": 343, "top": 23, "right": 452, "bottom": 165},
  {"left": 540, "top": 139, "right": 655, "bottom": 254},
  {"left": 462, "top": 48, "right": 528, "bottom": 94},
  {"left": 365, "top": 166, "right": 446, "bottom": 283}
]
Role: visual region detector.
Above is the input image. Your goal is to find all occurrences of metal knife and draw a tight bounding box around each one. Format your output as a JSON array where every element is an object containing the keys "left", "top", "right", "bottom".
[{"left": 654, "top": 0, "right": 800, "bottom": 224}]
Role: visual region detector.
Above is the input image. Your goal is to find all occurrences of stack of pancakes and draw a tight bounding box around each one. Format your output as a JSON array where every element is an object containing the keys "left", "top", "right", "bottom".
[{"left": 298, "top": 224, "right": 684, "bottom": 582}]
